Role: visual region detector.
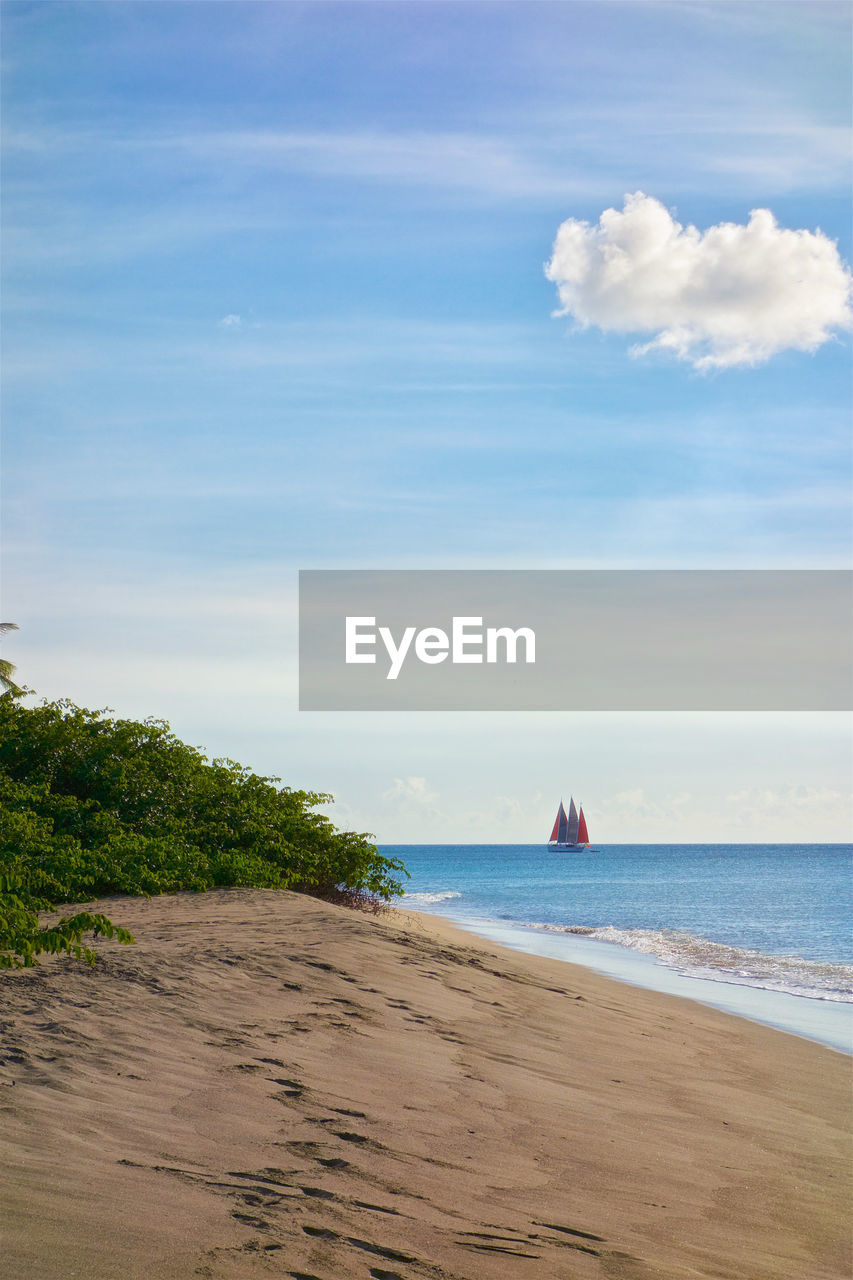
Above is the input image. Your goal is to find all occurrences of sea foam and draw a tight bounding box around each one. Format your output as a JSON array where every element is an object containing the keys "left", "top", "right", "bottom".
[
  {"left": 404, "top": 890, "right": 463, "bottom": 904},
  {"left": 527, "top": 922, "right": 853, "bottom": 1002}
]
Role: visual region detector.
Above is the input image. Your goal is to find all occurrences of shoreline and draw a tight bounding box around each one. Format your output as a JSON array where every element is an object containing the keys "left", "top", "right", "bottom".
[
  {"left": 3, "top": 887, "right": 850, "bottom": 1280},
  {"left": 399, "top": 904, "right": 853, "bottom": 1054}
]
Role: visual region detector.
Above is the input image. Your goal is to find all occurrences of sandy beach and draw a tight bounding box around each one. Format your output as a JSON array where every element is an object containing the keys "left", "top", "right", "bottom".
[{"left": 2, "top": 888, "right": 849, "bottom": 1280}]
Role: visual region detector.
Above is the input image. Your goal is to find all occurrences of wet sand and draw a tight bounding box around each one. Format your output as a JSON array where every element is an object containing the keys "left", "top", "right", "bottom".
[{"left": 1, "top": 888, "right": 849, "bottom": 1279}]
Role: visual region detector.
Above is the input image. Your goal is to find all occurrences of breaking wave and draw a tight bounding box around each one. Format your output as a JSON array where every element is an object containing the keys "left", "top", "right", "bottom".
[
  {"left": 404, "top": 890, "right": 462, "bottom": 904},
  {"left": 526, "top": 922, "right": 853, "bottom": 1002}
]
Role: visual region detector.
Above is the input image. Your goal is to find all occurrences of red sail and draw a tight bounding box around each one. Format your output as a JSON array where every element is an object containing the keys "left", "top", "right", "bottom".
[
  {"left": 549, "top": 801, "right": 568, "bottom": 842},
  {"left": 577, "top": 806, "right": 589, "bottom": 844}
]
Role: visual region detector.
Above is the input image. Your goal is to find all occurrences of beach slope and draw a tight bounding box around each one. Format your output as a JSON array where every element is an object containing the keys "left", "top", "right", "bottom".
[{"left": 1, "top": 888, "right": 849, "bottom": 1280}]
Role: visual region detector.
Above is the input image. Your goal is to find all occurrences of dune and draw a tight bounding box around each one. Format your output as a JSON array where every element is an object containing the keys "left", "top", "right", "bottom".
[{"left": 1, "top": 887, "right": 849, "bottom": 1280}]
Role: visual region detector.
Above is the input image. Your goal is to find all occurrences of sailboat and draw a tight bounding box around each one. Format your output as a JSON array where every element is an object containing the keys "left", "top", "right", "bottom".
[{"left": 548, "top": 797, "right": 594, "bottom": 849}]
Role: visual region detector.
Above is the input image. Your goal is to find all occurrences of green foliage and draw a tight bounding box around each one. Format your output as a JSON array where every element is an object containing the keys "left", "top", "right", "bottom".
[
  {"left": 0, "top": 622, "right": 23, "bottom": 700},
  {"left": 0, "top": 698, "right": 407, "bottom": 968}
]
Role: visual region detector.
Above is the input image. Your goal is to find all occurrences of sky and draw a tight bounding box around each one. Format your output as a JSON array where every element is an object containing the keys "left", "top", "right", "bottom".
[{"left": 2, "top": 0, "right": 851, "bottom": 842}]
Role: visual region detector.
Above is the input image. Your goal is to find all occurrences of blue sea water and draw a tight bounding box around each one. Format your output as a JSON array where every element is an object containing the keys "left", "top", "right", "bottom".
[{"left": 381, "top": 844, "right": 853, "bottom": 1053}]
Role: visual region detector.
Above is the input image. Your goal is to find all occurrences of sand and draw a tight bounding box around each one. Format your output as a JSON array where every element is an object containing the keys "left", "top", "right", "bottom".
[{"left": 1, "top": 888, "right": 849, "bottom": 1280}]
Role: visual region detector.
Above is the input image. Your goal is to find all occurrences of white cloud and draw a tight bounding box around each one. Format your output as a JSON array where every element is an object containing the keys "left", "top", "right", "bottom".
[
  {"left": 546, "top": 192, "right": 853, "bottom": 369},
  {"left": 607, "top": 787, "right": 692, "bottom": 824},
  {"left": 724, "top": 783, "right": 850, "bottom": 829},
  {"left": 218, "top": 314, "right": 242, "bottom": 328},
  {"left": 382, "top": 776, "right": 439, "bottom": 806}
]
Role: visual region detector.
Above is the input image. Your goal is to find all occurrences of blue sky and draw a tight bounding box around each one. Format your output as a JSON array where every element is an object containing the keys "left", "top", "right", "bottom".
[{"left": 2, "top": 1, "right": 851, "bottom": 840}]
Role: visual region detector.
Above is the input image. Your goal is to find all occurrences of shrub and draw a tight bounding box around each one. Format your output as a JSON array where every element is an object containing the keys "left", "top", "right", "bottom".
[{"left": 0, "top": 698, "right": 407, "bottom": 967}]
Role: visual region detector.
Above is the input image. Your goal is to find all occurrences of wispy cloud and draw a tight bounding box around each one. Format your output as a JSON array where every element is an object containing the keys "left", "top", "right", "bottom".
[
  {"left": 3, "top": 124, "right": 597, "bottom": 201},
  {"left": 724, "top": 783, "right": 850, "bottom": 830},
  {"left": 603, "top": 780, "right": 852, "bottom": 840},
  {"left": 546, "top": 192, "right": 853, "bottom": 369},
  {"left": 7, "top": 109, "right": 850, "bottom": 212},
  {"left": 1, "top": 317, "right": 542, "bottom": 383},
  {"left": 168, "top": 128, "right": 591, "bottom": 198}
]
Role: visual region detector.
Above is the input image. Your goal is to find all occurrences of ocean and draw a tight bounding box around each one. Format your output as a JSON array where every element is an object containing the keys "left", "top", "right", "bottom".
[{"left": 381, "top": 843, "right": 853, "bottom": 1053}]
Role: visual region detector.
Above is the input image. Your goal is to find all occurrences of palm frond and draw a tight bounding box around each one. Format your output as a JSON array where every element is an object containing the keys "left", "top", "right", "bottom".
[{"left": 0, "top": 624, "right": 22, "bottom": 697}]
